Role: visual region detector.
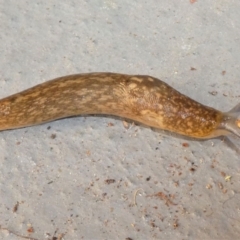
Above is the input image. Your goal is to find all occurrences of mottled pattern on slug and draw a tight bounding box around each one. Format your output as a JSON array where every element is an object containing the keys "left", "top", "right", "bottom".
[
  {"left": 114, "top": 75, "right": 223, "bottom": 137},
  {"left": 0, "top": 72, "right": 223, "bottom": 138}
]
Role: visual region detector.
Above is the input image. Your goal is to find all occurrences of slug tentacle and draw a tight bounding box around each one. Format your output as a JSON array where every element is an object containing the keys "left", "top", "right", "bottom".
[
  {"left": 228, "top": 103, "right": 240, "bottom": 117},
  {"left": 0, "top": 72, "right": 239, "bottom": 140},
  {"left": 215, "top": 103, "right": 240, "bottom": 138}
]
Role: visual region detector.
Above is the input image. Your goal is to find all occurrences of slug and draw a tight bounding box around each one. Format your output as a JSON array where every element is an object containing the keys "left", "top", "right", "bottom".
[{"left": 0, "top": 72, "right": 239, "bottom": 139}]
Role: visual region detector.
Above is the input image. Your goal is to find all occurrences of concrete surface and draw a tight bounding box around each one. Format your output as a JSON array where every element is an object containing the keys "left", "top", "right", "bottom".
[{"left": 0, "top": 0, "right": 240, "bottom": 239}]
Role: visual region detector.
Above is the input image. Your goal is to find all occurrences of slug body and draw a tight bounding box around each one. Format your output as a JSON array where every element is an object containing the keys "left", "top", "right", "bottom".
[{"left": 0, "top": 72, "right": 239, "bottom": 139}]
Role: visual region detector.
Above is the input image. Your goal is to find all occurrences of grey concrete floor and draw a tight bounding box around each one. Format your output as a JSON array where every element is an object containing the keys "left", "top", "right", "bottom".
[{"left": 0, "top": 0, "right": 240, "bottom": 239}]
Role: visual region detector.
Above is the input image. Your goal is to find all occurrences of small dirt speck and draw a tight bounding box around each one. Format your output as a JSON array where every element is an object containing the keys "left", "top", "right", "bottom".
[
  {"left": 105, "top": 179, "right": 116, "bottom": 184},
  {"left": 51, "top": 134, "right": 56, "bottom": 139}
]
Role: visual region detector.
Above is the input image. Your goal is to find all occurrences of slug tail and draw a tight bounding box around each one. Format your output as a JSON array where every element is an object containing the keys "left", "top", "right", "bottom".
[{"left": 219, "top": 103, "right": 240, "bottom": 138}]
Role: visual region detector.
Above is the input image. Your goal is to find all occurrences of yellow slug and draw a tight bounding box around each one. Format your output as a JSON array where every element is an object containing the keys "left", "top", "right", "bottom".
[{"left": 0, "top": 72, "right": 239, "bottom": 139}]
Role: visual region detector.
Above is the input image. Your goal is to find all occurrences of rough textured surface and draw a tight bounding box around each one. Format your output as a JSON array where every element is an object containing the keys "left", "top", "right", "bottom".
[{"left": 0, "top": 0, "right": 240, "bottom": 239}]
